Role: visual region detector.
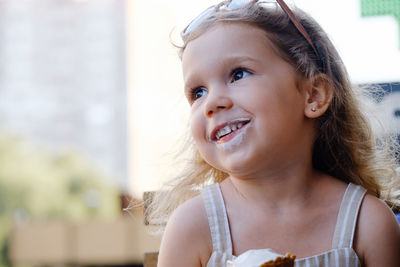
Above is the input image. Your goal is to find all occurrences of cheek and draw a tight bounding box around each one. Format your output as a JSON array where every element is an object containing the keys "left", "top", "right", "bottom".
[
  {"left": 189, "top": 110, "right": 205, "bottom": 142},
  {"left": 189, "top": 113, "right": 212, "bottom": 163}
]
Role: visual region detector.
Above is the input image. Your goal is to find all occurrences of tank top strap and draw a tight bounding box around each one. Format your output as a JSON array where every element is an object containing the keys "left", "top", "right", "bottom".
[
  {"left": 331, "top": 183, "right": 367, "bottom": 249},
  {"left": 201, "top": 183, "right": 233, "bottom": 254}
]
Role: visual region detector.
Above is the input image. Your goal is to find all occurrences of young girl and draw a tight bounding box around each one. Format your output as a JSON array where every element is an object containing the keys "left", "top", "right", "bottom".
[{"left": 149, "top": 0, "right": 400, "bottom": 266}]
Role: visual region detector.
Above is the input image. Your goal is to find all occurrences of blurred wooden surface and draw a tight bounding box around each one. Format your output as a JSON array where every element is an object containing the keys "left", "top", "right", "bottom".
[
  {"left": 142, "top": 192, "right": 160, "bottom": 267},
  {"left": 9, "top": 214, "right": 161, "bottom": 266},
  {"left": 143, "top": 251, "right": 159, "bottom": 267}
]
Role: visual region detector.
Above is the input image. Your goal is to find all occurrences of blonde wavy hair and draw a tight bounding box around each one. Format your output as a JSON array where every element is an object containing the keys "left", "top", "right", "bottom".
[{"left": 145, "top": 1, "right": 400, "bottom": 228}]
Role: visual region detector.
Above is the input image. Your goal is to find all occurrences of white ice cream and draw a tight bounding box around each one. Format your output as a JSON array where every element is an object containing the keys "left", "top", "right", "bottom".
[
  {"left": 226, "top": 249, "right": 284, "bottom": 267},
  {"left": 215, "top": 124, "right": 248, "bottom": 151}
]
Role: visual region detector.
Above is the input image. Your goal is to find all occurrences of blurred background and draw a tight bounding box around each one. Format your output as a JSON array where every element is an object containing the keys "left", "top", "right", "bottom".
[{"left": 0, "top": 0, "right": 399, "bottom": 266}]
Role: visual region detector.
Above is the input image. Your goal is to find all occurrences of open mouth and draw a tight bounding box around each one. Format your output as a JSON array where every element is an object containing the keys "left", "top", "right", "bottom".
[{"left": 211, "top": 118, "right": 251, "bottom": 142}]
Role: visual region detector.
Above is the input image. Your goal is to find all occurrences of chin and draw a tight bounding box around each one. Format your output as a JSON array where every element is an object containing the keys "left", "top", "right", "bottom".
[{"left": 218, "top": 157, "right": 258, "bottom": 177}]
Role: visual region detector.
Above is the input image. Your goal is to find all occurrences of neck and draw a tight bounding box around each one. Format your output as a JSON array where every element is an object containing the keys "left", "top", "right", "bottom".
[{"left": 222, "top": 159, "right": 322, "bottom": 211}]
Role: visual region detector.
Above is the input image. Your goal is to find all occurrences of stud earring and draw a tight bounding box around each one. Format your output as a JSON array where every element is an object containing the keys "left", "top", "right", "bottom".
[{"left": 311, "top": 107, "right": 317, "bottom": 112}]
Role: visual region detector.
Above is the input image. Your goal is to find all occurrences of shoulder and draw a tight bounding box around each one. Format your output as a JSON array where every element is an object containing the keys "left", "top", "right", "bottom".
[
  {"left": 157, "top": 194, "right": 212, "bottom": 267},
  {"left": 354, "top": 193, "right": 400, "bottom": 266}
]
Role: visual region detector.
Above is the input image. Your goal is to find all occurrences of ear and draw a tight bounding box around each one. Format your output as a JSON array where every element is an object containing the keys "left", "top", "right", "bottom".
[{"left": 303, "top": 74, "right": 333, "bottom": 119}]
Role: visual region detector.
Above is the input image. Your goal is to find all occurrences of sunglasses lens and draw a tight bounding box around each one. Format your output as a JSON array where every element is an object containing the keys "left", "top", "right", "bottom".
[
  {"left": 184, "top": 7, "right": 214, "bottom": 34},
  {"left": 184, "top": 0, "right": 253, "bottom": 34},
  {"left": 227, "top": 0, "right": 252, "bottom": 9}
]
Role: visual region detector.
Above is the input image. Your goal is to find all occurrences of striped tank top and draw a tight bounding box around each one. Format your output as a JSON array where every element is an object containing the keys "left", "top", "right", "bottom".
[{"left": 201, "top": 183, "right": 366, "bottom": 267}]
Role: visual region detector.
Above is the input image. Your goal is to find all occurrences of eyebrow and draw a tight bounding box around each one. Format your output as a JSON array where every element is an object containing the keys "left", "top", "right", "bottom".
[
  {"left": 184, "top": 55, "right": 260, "bottom": 88},
  {"left": 222, "top": 55, "right": 260, "bottom": 65}
]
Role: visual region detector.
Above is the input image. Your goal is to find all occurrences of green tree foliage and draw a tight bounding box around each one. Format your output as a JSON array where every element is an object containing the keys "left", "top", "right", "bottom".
[{"left": 0, "top": 132, "right": 121, "bottom": 266}]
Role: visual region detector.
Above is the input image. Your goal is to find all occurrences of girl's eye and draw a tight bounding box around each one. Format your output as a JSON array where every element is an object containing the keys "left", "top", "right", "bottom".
[
  {"left": 231, "top": 68, "right": 250, "bottom": 82},
  {"left": 190, "top": 87, "right": 208, "bottom": 102}
]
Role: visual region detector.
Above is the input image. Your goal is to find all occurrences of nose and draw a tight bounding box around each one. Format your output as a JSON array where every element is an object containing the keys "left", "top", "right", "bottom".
[{"left": 204, "top": 85, "right": 233, "bottom": 118}]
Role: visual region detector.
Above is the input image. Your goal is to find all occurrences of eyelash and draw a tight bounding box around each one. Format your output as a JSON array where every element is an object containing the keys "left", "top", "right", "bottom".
[
  {"left": 188, "top": 67, "right": 251, "bottom": 103},
  {"left": 230, "top": 67, "right": 251, "bottom": 83},
  {"left": 189, "top": 87, "right": 207, "bottom": 103}
]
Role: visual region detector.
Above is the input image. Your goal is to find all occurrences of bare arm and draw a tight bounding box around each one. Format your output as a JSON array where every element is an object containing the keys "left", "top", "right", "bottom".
[
  {"left": 355, "top": 194, "right": 400, "bottom": 267},
  {"left": 157, "top": 196, "right": 212, "bottom": 267}
]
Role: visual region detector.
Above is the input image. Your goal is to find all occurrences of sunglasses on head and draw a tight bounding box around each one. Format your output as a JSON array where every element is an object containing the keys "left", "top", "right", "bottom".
[{"left": 183, "top": 0, "right": 321, "bottom": 61}]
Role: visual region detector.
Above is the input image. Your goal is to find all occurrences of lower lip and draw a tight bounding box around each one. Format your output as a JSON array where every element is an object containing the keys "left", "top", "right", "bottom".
[{"left": 216, "top": 122, "right": 249, "bottom": 144}]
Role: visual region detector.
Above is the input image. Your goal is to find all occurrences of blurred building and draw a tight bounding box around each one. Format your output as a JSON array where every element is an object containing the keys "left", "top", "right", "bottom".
[{"left": 0, "top": 0, "right": 127, "bottom": 187}]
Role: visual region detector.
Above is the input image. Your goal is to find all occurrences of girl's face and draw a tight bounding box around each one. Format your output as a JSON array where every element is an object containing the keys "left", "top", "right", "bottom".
[{"left": 182, "top": 23, "right": 315, "bottom": 177}]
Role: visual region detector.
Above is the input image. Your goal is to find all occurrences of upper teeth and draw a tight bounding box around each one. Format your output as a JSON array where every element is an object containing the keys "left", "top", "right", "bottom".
[{"left": 215, "top": 121, "right": 246, "bottom": 140}]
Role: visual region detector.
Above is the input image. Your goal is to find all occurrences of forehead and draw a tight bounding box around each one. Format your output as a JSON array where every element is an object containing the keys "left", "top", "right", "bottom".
[{"left": 181, "top": 23, "right": 281, "bottom": 79}]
